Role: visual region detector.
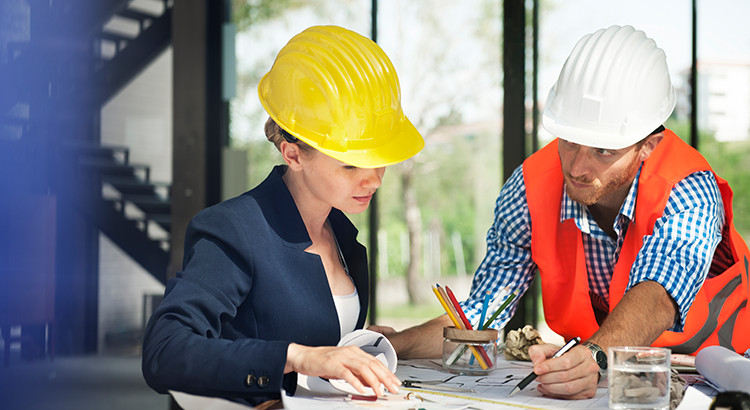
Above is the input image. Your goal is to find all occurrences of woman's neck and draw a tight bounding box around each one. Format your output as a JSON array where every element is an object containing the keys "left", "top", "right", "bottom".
[{"left": 282, "top": 169, "right": 331, "bottom": 240}]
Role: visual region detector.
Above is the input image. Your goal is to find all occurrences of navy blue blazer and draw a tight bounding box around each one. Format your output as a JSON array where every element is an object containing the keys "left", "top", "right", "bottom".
[{"left": 142, "top": 166, "right": 369, "bottom": 406}]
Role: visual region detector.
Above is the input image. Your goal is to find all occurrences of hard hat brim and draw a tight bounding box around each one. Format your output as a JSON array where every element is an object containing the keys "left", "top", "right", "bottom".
[
  {"left": 298, "top": 116, "right": 425, "bottom": 168},
  {"left": 542, "top": 88, "right": 674, "bottom": 150}
]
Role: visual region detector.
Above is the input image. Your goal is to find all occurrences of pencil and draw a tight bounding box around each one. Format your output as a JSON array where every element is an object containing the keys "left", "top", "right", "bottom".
[
  {"left": 432, "top": 285, "right": 488, "bottom": 369},
  {"left": 444, "top": 285, "right": 493, "bottom": 367},
  {"left": 480, "top": 291, "right": 517, "bottom": 330},
  {"left": 449, "top": 289, "right": 517, "bottom": 366},
  {"left": 470, "top": 290, "right": 492, "bottom": 365}
]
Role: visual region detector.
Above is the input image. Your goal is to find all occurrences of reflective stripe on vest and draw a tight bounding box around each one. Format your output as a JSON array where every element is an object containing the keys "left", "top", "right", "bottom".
[{"left": 523, "top": 130, "right": 750, "bottom": 354}]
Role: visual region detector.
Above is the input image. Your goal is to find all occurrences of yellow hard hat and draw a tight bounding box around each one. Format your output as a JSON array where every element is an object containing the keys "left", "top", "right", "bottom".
[{"left": 258, "top": 25, "right": 424, "bottom": 168}]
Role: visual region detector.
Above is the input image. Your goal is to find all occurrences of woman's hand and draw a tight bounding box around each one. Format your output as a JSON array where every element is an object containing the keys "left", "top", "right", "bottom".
[{"left": 285, "top": 344, "right": 401, "bottom": 396}]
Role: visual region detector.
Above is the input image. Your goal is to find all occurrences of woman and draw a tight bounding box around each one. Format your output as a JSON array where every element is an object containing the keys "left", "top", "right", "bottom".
[{"left": 141, "top": 25, "right": 424, "bottom": 407}]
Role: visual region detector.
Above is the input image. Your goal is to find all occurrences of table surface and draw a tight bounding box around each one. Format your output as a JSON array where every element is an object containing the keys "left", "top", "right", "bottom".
[{"left": 173, "top": 357, "right": 721, "bottom": 410}]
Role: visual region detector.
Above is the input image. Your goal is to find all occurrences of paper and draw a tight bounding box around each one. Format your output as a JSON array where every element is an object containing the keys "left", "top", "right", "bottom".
[
  {"left": 282, "top": 390, "right": 473, "bottom": 410},
  {"left": 675, "top": 387, "right": 714, "bottom": 410},
  {"left": 169, "top": 390, "right": 252, "bottom": 410},
  {"left": 396, "top": 358, "right": 609, "bottom": 409},
  {"left": 695, "top": 346, "right": 750, "bottom": 393},
  {"left": 297, "top": 329, "right": 399, "bottom": 397}
]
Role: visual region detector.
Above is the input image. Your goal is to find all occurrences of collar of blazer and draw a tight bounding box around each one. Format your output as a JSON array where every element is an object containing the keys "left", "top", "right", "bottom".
[{"left": 253, "top": 165, "right": 359, "bottom": 252}]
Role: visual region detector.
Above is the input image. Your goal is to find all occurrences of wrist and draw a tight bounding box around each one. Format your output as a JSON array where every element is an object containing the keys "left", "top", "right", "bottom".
[
  {"left": 582, "top": 341, "right": 608, "bottom": 383},
  {"left": 285, "top": 343, "right": 302, "bottom": 374}
]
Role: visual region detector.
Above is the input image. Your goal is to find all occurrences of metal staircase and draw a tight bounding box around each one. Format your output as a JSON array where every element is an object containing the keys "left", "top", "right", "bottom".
[
  {"left": 92, "top": 0, "right": 173, "bottom": 108},
  {"left": 64, "top": 142, "right": 171, "bottom": 285},
  {"left": 1, "top": 0, "right": 174, "bottom": 284}
]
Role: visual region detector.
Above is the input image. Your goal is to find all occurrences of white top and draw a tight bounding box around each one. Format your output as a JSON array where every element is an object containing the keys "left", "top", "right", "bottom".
[
  {"left": 330, "top": 224, "right": 359, "bottom": 337},
  {"left": 333, "top": 289, "right": 360, "bottom": 337}
]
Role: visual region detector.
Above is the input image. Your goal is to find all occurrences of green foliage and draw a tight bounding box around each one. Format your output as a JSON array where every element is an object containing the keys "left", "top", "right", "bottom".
[
  {"left": 349, "top": 130, "right": 494, "bottom": 280},
  {"left": 666, "top": 120, "right": 750, "bottom": 238},
  {"left": 232, "top": 0, "right": 310, "bottom": 32},
  {"left": 232, "top": 139, "right": 284, "bottom": 190},
  {"left": 377, "top": 302, "right": 445, "bottom": 322},
  {"left": 415, "top": 139, "right": 479, "bottom": 273}
]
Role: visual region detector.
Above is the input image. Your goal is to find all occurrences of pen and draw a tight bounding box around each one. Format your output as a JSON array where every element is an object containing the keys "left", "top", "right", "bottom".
[{"left": 507, "top": 336, "right": 581, "bottom": 398}]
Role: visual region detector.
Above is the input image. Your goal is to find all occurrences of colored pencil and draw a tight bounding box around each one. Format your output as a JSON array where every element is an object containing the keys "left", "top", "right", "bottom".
[
  {"left": 445, "top": 285, "right": 493, "bottom": 367},
  {"left": 480, "top": 291, "right": 517, "bottom": 330},
  {"left": 470, "top": 290, "right": 492, "bottom": 365},
  {"left": 432, "top": 285, "right": 488, "bottom": 369}
]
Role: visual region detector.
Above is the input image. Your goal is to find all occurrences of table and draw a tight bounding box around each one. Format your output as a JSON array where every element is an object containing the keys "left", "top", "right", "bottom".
[{"left": 172, "top": 357, "right": 720, "bottom": 409}]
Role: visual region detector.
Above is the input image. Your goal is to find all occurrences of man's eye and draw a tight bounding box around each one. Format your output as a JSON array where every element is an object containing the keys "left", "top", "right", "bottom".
[{"left": 596, "top": 149, "right": 613, "bottom": 156}]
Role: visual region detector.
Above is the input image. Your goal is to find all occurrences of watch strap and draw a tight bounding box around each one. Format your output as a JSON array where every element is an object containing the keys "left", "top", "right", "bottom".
[{"left": 582, "top": 342, "right": 608, "bottom": 382}]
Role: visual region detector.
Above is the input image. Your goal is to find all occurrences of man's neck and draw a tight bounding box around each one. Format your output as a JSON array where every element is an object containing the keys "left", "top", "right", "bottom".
[{"left": 587, "top": 180, "right": 633, "bottom": 239}]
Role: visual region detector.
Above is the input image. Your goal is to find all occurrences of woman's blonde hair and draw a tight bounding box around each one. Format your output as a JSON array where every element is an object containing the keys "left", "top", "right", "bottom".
[{"left": 264, "top": 117, "right": 314, "bottom": 155}]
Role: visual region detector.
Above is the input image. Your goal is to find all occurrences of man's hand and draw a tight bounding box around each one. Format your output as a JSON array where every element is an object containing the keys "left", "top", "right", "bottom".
[
  {"left": 285, "top": 344, "right": 401, "bottom": 397},
  {"left": 382, "top": 315, "right": 452, "bottom": 359},
  {"left": 367, "top": 325, "right": 397, "bottom": 335},
  {"left": 526, "top": 281, "right": 677, "bottom": 400},
  {"left": 527, "top": 343, "right": 600, "bottom": 399}
]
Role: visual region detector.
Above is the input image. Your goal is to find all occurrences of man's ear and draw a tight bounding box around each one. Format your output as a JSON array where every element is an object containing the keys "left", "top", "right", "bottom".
[
  {"left": 280, "top": 141, "right": 303, "bottom": 171},
  {"left": 638, "top": 132, "right": 665, "bottom": 162}
]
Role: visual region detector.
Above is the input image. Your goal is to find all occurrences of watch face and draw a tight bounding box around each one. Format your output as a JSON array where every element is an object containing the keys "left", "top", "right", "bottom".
[{"left": 596, "top": 351, "right": 608, "bottom": 369}]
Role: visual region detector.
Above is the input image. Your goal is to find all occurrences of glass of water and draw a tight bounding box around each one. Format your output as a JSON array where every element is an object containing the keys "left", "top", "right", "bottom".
[{"left": 608, "top": 346, "right": 671, "bottom": 410}]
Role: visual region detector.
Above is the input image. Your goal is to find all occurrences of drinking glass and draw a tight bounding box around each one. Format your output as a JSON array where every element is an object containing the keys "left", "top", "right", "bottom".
[{"left": 608, "top": 346, "right": 671, "bottom": 410}]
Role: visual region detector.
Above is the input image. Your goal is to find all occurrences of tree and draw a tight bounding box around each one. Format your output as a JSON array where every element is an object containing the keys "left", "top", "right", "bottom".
[
  {"left": 373, "top": 0, "right": 503, "bottom": 304},
  {"left": 231, "top": 0, "right": 508, "bottom": 307},
  {"left": 232, "top": 0, "right": 312, "bottom": 31}
]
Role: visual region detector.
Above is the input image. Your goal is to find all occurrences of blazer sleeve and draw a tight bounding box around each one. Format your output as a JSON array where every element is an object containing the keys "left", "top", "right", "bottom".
[{"left": 141, "top": 203, "right": 297, "bottom": 400}]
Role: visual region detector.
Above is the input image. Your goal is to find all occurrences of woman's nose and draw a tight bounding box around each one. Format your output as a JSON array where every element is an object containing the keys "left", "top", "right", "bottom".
[{"left": 362, "top": 167, "right": 385, "bottom": 189}]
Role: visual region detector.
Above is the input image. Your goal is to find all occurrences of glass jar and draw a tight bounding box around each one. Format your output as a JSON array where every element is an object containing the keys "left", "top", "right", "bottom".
[{"left": 442, "top": 326, "right": 498, "bottom": 375}]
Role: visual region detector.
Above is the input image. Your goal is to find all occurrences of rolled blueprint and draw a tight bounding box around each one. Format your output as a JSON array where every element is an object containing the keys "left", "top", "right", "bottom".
[{"left": 694, "top": 346, "right": 750, "bottom": 393}]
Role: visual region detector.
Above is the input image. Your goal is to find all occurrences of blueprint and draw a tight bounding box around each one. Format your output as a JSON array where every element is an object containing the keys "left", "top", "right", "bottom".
[
  {"left": 283, "top": 358, "right": 610, "bottom": 410},
  {"left": 395, "top": 358, "right": 610, "bottom": 410}
]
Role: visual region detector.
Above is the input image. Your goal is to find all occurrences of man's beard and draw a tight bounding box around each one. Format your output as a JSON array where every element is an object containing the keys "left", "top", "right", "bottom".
[{"left": 564, "top": 155, "right": 641, "bottom": 206}]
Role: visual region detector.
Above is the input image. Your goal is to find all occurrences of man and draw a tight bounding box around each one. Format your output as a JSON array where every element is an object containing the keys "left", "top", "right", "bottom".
[{"left": 378, "top": 25, "right": 750, "bottom": 400}]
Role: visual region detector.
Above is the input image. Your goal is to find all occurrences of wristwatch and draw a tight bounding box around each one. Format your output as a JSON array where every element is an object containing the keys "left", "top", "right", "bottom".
[{"left": 583, "top": 342, "right": 608, "bottom": 382}]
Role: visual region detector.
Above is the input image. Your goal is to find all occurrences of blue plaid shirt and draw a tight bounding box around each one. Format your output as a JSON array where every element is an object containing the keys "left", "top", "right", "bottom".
[{"left": 460, "top": 163, "right": 725, "bottom": 333}]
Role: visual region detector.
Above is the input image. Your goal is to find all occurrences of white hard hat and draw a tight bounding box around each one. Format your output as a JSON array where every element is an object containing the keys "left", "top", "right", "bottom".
[{"left": 542, "top": 25, "right": 676, "bottom": 149}]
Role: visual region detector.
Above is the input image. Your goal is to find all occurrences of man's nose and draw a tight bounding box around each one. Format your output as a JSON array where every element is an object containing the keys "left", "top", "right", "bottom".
[{"left": 568, "top": 150, "right": 591, "bottom": 178}]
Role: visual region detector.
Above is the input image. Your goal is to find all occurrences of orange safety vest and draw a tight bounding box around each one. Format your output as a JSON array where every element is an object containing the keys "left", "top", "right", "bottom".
[{"left": 523, "top": 130, "right": 750, "bottom": 355}]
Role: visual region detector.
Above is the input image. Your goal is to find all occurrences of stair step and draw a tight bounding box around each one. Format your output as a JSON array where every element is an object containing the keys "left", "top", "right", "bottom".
[
  {"left": 94, "top": 198, "right": 169, "bottom": 284},
  {"left": 102, "top": 199, "right": 171, "bottom": 235},
  {"left": 99, "top": 31, "right": 134, "bottom": 43},
  {"left": 123, "top": 195, "right": 170, "bottom": 215},
  {"left": 103, "top": 176, "right": 162, "bottom": 196},
  {"left": 64, "top": 143, "right": 129, "bottom": 162},
  {"left": 148, "top": 214, "right": 171, "bottom": 232},
  {"left": 148, "top": 214, "right": 171, "bottom": 223},
  {"left": 118, "top": 8, "right": 159, "bottom": 22},
  {"left": 79, "top": 158, "right": 148, "bottom": 179}
]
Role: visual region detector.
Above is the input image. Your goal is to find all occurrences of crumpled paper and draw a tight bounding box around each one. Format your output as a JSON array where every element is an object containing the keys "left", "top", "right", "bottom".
[
  {"left": 504, "top": 325, "right": 544, "bottom": 361},
  {"left": 670, "top": 368, "right": 687, "bottom": 410}
]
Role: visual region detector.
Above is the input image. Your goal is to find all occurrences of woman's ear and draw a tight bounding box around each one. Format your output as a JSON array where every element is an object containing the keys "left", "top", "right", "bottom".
[{"left": 280, "top": 141, "right": 303, "bottom": 171}]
